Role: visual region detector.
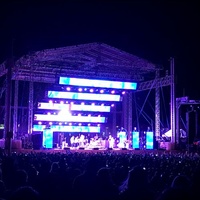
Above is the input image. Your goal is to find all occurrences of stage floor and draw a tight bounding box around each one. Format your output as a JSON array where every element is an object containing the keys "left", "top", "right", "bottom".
[{"left": 11, "top": 147, "right": 179, "bottom": 155}]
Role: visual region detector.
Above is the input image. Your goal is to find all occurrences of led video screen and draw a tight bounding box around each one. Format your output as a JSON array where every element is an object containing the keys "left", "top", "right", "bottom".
[
  {"left": 71, "top": 104, "right": 111, "bottom": 112},
  {"left": 34, "top": 114, "right": 106, "bottom": 123},
  {"left": 33, "top": 125, "right": 46, "bottom": 131},
  {"left": 146, "top": 131, "right": 154, "bottom": 149},
  {"left": 38, "top": 102, "right": 70, "bottom": 110},
  {"left": 38, "top": 102, "right": 111, "bottom": 112},
  {"left": 33, "top": 125, "right": 100, "bottom": 133},
  {"left": 42, "top": 128, "right": 53, "bottom": 148},
  {"left": 59, "top": 77, "right": 137, "bottom": 90},
  {"left": 48, "top": 91, "right": 121, "bottom": 101},
  {"left": 132, "top": 131, "right": 139, "bottom": 149}
]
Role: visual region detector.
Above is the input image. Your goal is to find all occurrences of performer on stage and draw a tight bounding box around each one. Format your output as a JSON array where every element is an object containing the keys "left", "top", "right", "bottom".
[
  {"left": 117, "top": 127, "right": 127, "bottom": 148},
  {"left": 62, "top": 137, "right": 67, "bottom": 149},
  {"left": 70, "top": 135, "right": 75, "bottom": 148},
  {"left": 58, "top": 133, "right": 64, "bottom": 149},
  {"left": 74, "top": 136, "right": 79, "bottom": 148},
  {"left": 94, "top": 134, "right": 98, "bottom": 141},
  {"left": 108, "top": 135, "right": 115, "bottom": 149},
  {"left": 79, "top": 134, "right": 85, "bottom": 147}
]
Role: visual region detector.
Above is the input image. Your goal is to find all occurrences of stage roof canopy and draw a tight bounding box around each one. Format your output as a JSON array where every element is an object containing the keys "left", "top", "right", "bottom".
[{"left": 0, "top": 42, "right": 158, "bottom": 83}]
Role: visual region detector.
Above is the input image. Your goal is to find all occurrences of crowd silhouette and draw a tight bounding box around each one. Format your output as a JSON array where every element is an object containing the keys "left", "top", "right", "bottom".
[{"left": 0, "top": 148, "right": 199, "bottom": 200}]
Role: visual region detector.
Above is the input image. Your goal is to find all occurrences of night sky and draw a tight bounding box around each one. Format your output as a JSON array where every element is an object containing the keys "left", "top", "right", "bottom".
[{"left": 0, "top": 1, "right": 200, "bottom": 100}]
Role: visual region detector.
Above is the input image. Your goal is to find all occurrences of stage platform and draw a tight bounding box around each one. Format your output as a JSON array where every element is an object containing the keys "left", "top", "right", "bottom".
[
  {"left": 10, "top": 147, "right": 181, "bottom": 155},
  {"left": 0, "top": 139, "right": 184, "bottom": 154}
]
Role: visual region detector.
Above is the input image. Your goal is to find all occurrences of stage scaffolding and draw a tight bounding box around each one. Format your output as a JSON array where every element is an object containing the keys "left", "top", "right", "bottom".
[{"left": 0, "top": 42, "right": 174, "bottom": 147}]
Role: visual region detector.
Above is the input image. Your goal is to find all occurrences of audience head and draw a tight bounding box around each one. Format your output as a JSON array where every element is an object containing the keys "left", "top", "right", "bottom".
[
  {"left": 171, "top": 174, "right": 192, "bottom": 190},
  {"left": 8, "top": 186, "right": 40, "bottom": 200}
]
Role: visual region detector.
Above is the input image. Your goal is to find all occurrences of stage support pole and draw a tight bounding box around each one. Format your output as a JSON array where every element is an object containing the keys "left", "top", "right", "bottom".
[
  {"left": 13, "top": 80, "right": 19, "bottom": 139},
  {"left": 155, "top": 70, "right": 160, "bottom": 140},
  {"left": 127, "top": 92, "right": 133, "bottom": 140},
  {"left": 112, "top": 105, "right": 116, "bottom": 137},
  {"left": 4, "top": 58, "right": 13, "bottom": 156},
  {"left": 170, "top": 57, "right": 176, "bottom": 147},
  {"left": 175, "top": 101, "right": 180, "bottom": 145},
  {"left": 27, "top": 59, "right": 34, "bottom": 145},
  {"left": 28, "top": 81, "right": 33, "bottom": 136},
  {"left": 123, "top": 92, "right": 133, "bottom": 140}
]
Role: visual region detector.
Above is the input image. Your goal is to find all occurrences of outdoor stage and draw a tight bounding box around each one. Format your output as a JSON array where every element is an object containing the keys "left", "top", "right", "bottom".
[
  {"left": 0, "top": 139, "right": 178, "bottom": 154},
  {"left": 10, "top": 146, "right": 180, "bottom": 155}
]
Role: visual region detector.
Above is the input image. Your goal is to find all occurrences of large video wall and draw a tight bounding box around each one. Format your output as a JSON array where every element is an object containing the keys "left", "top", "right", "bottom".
[{"left": 33, "top": 77, "right": 137, "bottom": 134}]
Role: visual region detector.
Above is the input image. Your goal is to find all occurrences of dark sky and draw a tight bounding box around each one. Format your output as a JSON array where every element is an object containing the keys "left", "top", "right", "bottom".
[{"left": 0, "top": 1, "right": 200, "bottom": 100}]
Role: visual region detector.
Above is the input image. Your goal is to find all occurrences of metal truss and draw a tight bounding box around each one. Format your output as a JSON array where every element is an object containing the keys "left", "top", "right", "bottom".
[
  {"left": 0, "top": 43, "right": 161, "bottom": 139},
  {"left": 176, "top": 96, "right": 200, "bottom": 144},
  {"left": 137, "top": 75, "right": 172, "bottom": 91},
  {"left": 155, "top": 71, "right": 160, "bottom": 139},
  {"left": 0, "top": 79, "right": 6, "bottom": 98},
  {"left": 5, "top": 43, "right": 158, "bottom": 83},
  {"left": 0, "top": 61, "right": 7, "bottom": 77},
  {"left": 13, "top": 80, "right": 18, "bottom": 139},
  {"left": 136, "top": 74, "right": 172, "bottom": 141}
]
